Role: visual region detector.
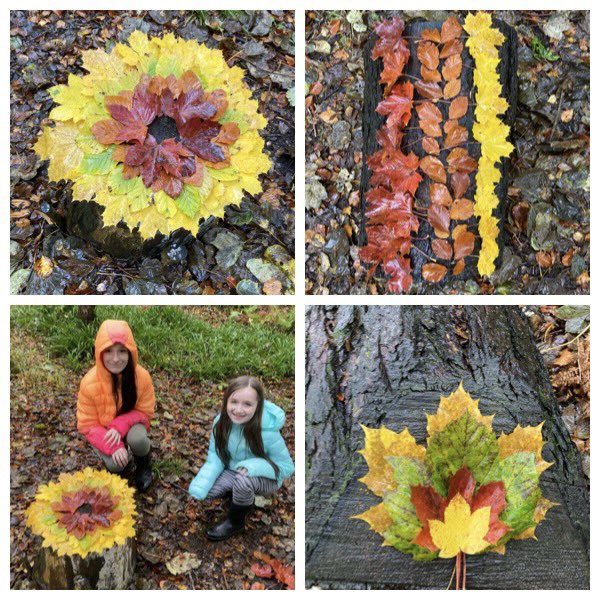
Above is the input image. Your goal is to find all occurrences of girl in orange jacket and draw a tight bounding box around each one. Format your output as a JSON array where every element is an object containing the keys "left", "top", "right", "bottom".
[{"left": 77, "top": 320, "right": 155, "bottom": 491}]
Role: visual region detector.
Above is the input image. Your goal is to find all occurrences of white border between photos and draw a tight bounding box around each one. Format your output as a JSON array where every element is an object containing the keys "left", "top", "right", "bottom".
[{"left": 2, "top": 0, "right": 596, "bottom": 597}]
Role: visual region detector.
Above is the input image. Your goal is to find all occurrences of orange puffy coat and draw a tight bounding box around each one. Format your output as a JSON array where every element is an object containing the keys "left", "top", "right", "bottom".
[{"left": 77, "top": 320, "right": 155, "bottom": 455}]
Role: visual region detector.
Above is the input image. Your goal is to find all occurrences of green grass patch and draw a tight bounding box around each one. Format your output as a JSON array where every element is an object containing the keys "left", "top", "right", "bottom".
[
  {"left": 11, "top": 306, "right": 294, "bottom": 381},
  {"left": 153, "top": 457, "right": 187, "bottom": 478}
]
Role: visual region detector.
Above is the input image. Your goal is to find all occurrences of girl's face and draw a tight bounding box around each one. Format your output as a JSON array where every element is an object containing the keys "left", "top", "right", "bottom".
[
  {"left": 227, "top": 387, "right": 259, "bottom": 425},
  {"left": 102, "top": 343, "right": 129, "bottom": 375}
]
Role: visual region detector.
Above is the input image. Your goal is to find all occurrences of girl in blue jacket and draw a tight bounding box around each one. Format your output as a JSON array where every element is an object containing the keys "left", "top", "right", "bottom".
[{"left": 189, "top": 375, "right": 294, "bottom": 541}]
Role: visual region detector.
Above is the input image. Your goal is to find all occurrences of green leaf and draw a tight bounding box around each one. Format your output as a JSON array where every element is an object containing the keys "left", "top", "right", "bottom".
[
  {"left": 155, "top": 54, "right": 183, "bottom": 78},
  {"left": 484, "top": 452, "right": 539, "bottom": 535},
  {"left": 531, "top": 36, "right": 560, "bottom": 62},
  {"left": 176, "top": 185, "right": 202, "bottom": 218},
  {"left": 220, "top": 108, "right": 250, "bottom": 134},
  {"left": 207, "top": 166, "right": 239, "bottom": 182},
  {"left": 383, "top": 456, "right": 437, "bottom": 561},
  {"left": 286, "top": 87, "right": 296, "bottom": 107},
  {"left": 80, "top": 149, "right": 114, "bottom": 175},
  {"left": 426, "top": 411, "right": 499, "bottom": 495},
  {"left": 554, "top": 305, "right": 590, "bottom": 320}
]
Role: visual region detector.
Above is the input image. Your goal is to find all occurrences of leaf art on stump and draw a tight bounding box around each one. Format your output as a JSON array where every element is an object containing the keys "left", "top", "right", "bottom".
[
  {"left": 26, "top": 468, "right": 136, "bottom": 558},
  {"left": 360, "top": 13, "right": 514, "bottom": 292},
  {"left": 352, "top": 383, "right": 557, "bottom": 589},
  {"left": 34, "top": 31, "right": 271, "bottom": 240}
]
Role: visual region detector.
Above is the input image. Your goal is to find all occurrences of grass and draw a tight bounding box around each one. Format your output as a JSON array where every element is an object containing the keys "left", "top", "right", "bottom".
[{"left": 10, "top": 306, "right": 294, "bottom": 381}]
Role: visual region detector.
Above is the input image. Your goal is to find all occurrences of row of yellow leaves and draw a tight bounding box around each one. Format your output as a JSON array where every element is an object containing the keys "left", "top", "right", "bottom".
[{"left": 464, "top": 12, "right": 515, "bottom": 276}]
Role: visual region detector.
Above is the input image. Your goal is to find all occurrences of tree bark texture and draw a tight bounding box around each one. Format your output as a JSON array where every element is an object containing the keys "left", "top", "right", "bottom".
[
  {"left": 305, "top": 306, "right": 589, "bottom": 589},
  {"left": 32, "top": 536, "right": 135, "bottom": 589},
  {"left": 360, "top": 19, "right": 518, "bottom": 288}
]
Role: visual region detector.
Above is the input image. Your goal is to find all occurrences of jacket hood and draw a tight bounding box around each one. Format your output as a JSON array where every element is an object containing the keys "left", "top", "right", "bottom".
[
  {"left": 94, "top": 320, "right": 138, "bottom": 379},
  {"left": 213, "top": 400, "right": 286, "bottom": 431}
]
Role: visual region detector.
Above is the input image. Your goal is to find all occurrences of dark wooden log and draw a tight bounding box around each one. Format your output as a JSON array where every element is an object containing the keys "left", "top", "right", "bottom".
[
  {"left": 305, "top": 306, "right": 589, "bottom": 589},
  {"left": 32, "top": 537, "right": 135, "bottom": 589},
  {"left": 360, "top": 18, "right": 518, "bottom": 290}
]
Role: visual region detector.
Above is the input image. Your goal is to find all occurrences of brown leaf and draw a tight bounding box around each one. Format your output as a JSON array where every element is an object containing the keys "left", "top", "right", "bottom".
[
  {"left": 440, "top": 16, "right": 463, "bottom": 44},
  {"left": 428, "top": 204, "right": 450, "bottom": 237},
  {"left": 417, "top": 41, "right": 440, "bottom": 71},
  {"left": 452, "top": 224, "right": 468, "bottom": 240},
  {"left": 440, "top": 39, "right": 464, "bottom": 59},
  {"left": 420, "top": 155, "right": 446, "bottom": 183},
  {"left": 414, "top": 80, "right": 443, "bottom": 100},
  {"left": 415, "top": 101, "right": 442, "bottom": 123},
  {"left": 450, "top": 198, "right": 475, "bottom": 220},
  {"left": 444, "top": 120, "right": 468, "bottom": 148},
  {"left": 263, "top": 279, "right": 283, "bottom": 295},
  {"left": 453, "top": 258, "right": 466, "bottom": 275},
  {"left": 449, "top": 96, "right": 469, "bottom": 120},
  {"left": 419, "top": 118, "right": 442, "bottom": 137},
  {"left": 447, "top": 148, "right": 478, "bottom": 174},
  {"left": 422, "top": 137, "right": 440, "bottom": 155},
  {"left": 451, "top": 172, "right": 471, "bottom": 198},
  {"left": 442, "top": 54, "right": 462, "bottom": 81},
  {"left": 554, "top": 349, "right": 575, "bottom": 367},
  {"left": 535, "top": 251, "right": 556, "bottom": 269},
  {"left": 443, "top": 79, "right": 461, "bottom": 99},
  {"left": 422, "top": 262, "right": 448, "bottom": 283},
  {"left": 421, "top": 28, "right": 441, "bottom": 43},
  {"left": 432, "top": 239, "right": 453, "bottom": 260},
  {"left": 429, "top": 183, "right": 452, "bottom": 206},
  {"left": 453, "top": 228, "right": 475, "bottom": 260},
  {"left": 421, "top": 65, "right": 442, "bottom": 82}
]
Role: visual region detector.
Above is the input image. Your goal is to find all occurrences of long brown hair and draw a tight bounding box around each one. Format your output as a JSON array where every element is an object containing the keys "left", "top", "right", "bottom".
[
  {"left": 108, "top": 349, "right": 137, "bottom": 415},
  {"left": 214, "top": 376, "right": 280, "bottom": 478}
]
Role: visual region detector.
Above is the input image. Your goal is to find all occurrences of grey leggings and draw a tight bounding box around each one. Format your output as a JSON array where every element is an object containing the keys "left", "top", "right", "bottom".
[
  {"left": 207, "top": 469, "right": 278, "bottom": 506},
  {"left": 93, "top": 423, "right": 151, "bottom": 473}
]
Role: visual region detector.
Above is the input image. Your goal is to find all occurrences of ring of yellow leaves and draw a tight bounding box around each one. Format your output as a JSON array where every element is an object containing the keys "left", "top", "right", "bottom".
[
  {"left": 34, "top": 31, "right": 271, "bottom": 239},
  {"left": 464, "top": 12, "right": 515, "bottom": 276},
  {"left": 25, "top": 468, "right": 137, "bottom": 558}
]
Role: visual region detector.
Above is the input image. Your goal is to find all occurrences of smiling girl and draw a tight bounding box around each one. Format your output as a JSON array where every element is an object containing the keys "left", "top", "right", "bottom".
[
  {"left": 189, "top": 376, "right": 294, "bottom": 541},
  {"left": 77, "top": 320, "right": 155, "bottom": 491}
]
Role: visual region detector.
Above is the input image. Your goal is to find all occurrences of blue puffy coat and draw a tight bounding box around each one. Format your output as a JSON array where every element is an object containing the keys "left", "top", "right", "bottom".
[{"left": 188, "top": 400, "right": 294, "bottom": 500}]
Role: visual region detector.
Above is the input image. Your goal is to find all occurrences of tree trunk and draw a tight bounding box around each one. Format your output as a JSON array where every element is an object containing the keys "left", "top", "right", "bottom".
[
  {"left": 32, "top": 536, "right": 135, "bottom": 589},
  {"left": 360, "top": 18, "right": 518, "bottom": 288},
  {"left": 305, "top": 306, "right": 589, "bottom": 589}
]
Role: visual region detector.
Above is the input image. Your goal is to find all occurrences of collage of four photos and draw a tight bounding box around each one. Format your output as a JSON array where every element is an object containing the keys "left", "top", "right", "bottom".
[{"left": 8, "top": 7, "right": 591, "bottom": 591}]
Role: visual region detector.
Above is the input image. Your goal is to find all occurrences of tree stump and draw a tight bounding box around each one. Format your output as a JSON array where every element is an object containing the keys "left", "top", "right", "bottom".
[
  {"left": 32, "top": 537, "right": 135, "bottom": 590},
  {"left": 360, "top": 18, "right": 518, "bottom": 288},
  {"left": 305, "top": 306, "right": 589, "bottom": 589}
]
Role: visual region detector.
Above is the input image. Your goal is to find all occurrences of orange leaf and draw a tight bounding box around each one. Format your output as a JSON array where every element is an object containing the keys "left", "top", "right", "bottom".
[
  {"left": 420, "top": 155, "right": 446, "bottom": 183},
  {"left": 442, "top": 54, "right": 462, "bottom": 81},
  {"left": 432, "top": 238, "right": 453, "bottom": 260},
  {"left": 416, "top": 101, "right": 442, "bottom": 123},
  {"left": 422, "top": 137, "right": 440, "bottom": 155},
  {"left": 428, "top": 204, "right": 450, "bottom": 237},
  {"left": 444, "top": 120, "right": 468, "bottom": 148},
  {"left": 417, "top": 41, "right": 439, "bottom": 71},
  {"left": 440, "top": 39, "right": 464, "bottom": 59},
  {"left": 450, "top": 198, "right": 475, "bottom": 220},
  {"left": 443, "top": 79, "right": 461, "bottom": 99},
  {"left": 419, "top": 118, "right": 442, "bottom": 138},
  {"left": 429, "top": 183, "right": 452, "bottom": 206},
  {"left": 440, "top": 16, "right": 463, "bottom": 44},
  {"left": 447, "top": 148, "right": 478, "bottom": 174},
  {"left": 453, "top": 228, "right": 475, "bottom": 260},
  {"left": 414, "top": 80, "right": 443, "bottom": 100},
  {"left": 421, "top": 28, "right": 441, "bottom": 43},
  {"left": 453, "top": 258, "right": 466, "bottom": 275},
  {"left": 451, "top": 171, "right": 471, "bottom": 198},
  {"left": 422, "top": 262, "right": 448, "bottom": 282},
  {"left": 449, "top": 96, "right": 469, "bottom": 120},
  {"left": 421, "top": 65, "right": 442, "bottom": 83}
]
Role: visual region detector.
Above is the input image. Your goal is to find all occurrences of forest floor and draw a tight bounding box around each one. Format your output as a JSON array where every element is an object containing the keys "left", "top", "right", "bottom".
[
  {"left": 305, "top": 10, "right": 589, "bottom": 295},
  {"left": 10, "top": 10, "right": 295, "bottom": 295}
]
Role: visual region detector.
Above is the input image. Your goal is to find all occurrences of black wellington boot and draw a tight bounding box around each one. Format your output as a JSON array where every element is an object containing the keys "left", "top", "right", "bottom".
[
  {"left": 205, "top": 503, "right": 252, "bottom": 541},
  {"left": 134, "top": 451, "right": 153, "bottom": 492}
]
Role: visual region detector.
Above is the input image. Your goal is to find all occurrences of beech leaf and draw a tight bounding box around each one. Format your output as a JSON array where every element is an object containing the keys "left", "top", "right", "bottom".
[
  {"left": 432, "top": 239, "right": 453, "bottom": 260},
  {"left": 422, "top": 262, "right": 448, "bottom": 283},
  {"left": 417, "top": 41, "right": 440, "bottom": 71},
  {"left": 422, "top": 137, "right": 440, "bottom": 155},
  {"left": 442, "top": 54, "right": 463, "bottom": 81},
  {"left": 440, "top": 15, "right": 463, "bottom": 44},
  {"left": 449, "top": 96, "right": 469, "bottom": 120},
  {"left": 453, "top": 228, "right": 475, "bottom": 260},
  {"left": 420, "top": 155, "right": 446, "bottom": 184}
]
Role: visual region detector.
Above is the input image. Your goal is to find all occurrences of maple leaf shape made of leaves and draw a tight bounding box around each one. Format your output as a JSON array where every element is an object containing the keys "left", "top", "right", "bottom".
[
  {"left": 352, "top": 383, "right": 556, "bottom": 561},
  {"left": 33, "top": 31, "right": 271, "bottom": 239}
]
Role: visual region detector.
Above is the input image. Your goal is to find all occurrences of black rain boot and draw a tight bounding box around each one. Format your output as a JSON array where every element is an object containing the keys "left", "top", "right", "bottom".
[
  {"left": 205, "top": 503, "right": 252, "bottom": 541},
  {"left": 134, "top": 451, "right": 153, "bottom": 492}
]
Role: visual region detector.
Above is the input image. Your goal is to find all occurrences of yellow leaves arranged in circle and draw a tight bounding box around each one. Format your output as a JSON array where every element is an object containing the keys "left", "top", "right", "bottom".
[
  {"left": 464, "top": 11, "right": 514, "bottom": 277},
  {"left": 25, "top": 468, "right": 136, "bottom": 558},
  {"left": 429, "top": 495, "right": 491, "bottom": 558},
  {"left": 33, "top": 30, "right": 271, "bottom": 239}
]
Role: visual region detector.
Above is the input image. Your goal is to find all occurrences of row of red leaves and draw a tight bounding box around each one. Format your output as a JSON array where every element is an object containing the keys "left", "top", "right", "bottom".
[
  {"left": 360, "top": 16, "right": 480, "bottom": 290},
  {"left": 359, "top": 17, "right": 420, "bottom": 292}
]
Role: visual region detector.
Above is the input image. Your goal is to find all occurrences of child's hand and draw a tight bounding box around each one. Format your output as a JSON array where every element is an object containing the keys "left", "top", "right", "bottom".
[
  {"left": 104, "top": 428, "right": 122, "bottom": 448},
  {"left": 112, "top": 447, "right": 129, "bottom": 469},
  {"left": 236, "top": 467, "right": 248, "bottom": 476}
]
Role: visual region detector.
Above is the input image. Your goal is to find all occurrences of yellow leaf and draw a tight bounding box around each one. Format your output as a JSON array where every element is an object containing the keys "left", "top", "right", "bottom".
[
  {"left": 429, "top": 495, "right": 491, "bottom": 558},
  {"left": 498, "top": 423, "right": 552, "bottom": 473},
  {"left": 426, "top": 382, "right": 494, "bottom": 438},
  {"left": 358, "top": 424, "right": 426, "bottom": 497},
  {"left": 352, "top": 502, "right": 393, "bottom": 538},
  {"left": 33, "top": 122, "right": 84, "bottom": 182}
]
